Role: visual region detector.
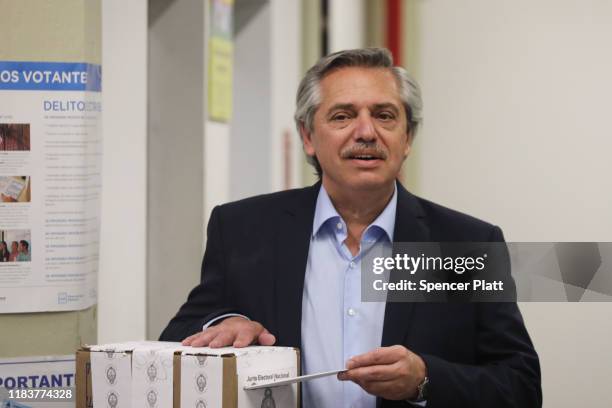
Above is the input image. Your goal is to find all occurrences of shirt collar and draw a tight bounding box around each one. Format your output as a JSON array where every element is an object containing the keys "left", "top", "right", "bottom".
[{"left": 312, "top": 183, "right": 397, "bottom": 242}]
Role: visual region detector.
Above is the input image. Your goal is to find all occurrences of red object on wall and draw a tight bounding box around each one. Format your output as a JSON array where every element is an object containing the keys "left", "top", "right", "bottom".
[{"left": 386, "top": 0, "right": 402, "bottom": 65}]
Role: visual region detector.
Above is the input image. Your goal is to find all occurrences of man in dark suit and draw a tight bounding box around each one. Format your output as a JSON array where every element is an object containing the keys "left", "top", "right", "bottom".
[{"left": 161, "top": 48, "right": 541, "bottom": 407}]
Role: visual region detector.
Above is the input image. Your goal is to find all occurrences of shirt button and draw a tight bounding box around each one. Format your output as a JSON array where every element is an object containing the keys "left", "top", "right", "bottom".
[
  {"left": 349, "top": 261, "right": 356, "bottom": 269},
  {"left": 347, "top": 308, "right": 356, "bottom": 316},
  {"left": 336, "top": 222, "right": 343, "bottom": 230}
]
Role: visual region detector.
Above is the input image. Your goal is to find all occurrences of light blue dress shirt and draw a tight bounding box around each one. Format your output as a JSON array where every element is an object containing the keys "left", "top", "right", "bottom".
[{"left": 301, "top": 185, "right": 397, "bottom": 408}]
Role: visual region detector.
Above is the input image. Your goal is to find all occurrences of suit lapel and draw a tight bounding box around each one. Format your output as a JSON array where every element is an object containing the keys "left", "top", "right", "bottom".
[
  {"left": 381, "top": 182, "right": 430, "bottom": 347},
  {"left": 274, "top": 183, "right": 320, "bottom": 348},
  {"left": 272, "top": 181, "right": 429, "bottom": 348}
]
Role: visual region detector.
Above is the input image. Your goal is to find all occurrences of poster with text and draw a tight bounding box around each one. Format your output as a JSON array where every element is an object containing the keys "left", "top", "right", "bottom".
[
  {"left": 0, "top": 354, "right": 75, "bottom": 408},
  {"left": 0, "top": 61, "right": 101, "bottom": 312}
]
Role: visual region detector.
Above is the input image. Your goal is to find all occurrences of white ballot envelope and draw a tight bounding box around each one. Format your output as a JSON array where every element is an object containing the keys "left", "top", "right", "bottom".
[{"left": 244, "top": 368, "right": 348, "bottom": 390}]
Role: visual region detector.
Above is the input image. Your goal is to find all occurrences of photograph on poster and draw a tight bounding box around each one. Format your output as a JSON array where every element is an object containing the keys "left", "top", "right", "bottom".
[
  {"left": 0, "top": 230, "right": 31, "bottom": 262},
  {"left": 0, "top": 176, "right": 31, "bottom": 203},
  {"left": 0, "top": 124, "right": 30, "bottom": 151}
]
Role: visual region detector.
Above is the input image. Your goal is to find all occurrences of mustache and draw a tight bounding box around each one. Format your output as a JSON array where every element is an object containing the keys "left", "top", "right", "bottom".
[{"left": 340, "top": 143, "right": 388, "bottom": 159}]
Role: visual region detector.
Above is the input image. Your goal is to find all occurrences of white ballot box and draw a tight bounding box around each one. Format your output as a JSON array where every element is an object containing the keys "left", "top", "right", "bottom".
[{"left": 76, "top": 341, "right": 300, "bottom": 408}]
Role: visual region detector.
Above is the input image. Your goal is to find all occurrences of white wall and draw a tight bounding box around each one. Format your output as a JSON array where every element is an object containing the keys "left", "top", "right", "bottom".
[
  {"left": 270, "top": 0, "right": 302, "bottom": 190},
  {"left": 203, "top": 0, "right": 230, "bottom": 223},
  {"left": 99, "top": 0, "right": 148, "bottom": 342},
  {"left": 231, "top": 0, "right": 271, "bottom": 199},
  {"left": 147, "top": 0, "right": 205, "bottom": 340},
  {"left": 329, "top": 0, "right": 365, "bottom": 52},
  {"left": 99, "top": 0, "right": 302, "bottom": 342},
  {"left": 231, "top": 0, "right": 302, "bottom": 197},
  {"left": 408, "top": 1, "right": 612, "bottom": 406}
]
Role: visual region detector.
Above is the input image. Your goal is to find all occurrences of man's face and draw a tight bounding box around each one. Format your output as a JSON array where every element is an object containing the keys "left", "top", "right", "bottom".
[
  {"left": 18, "top": 243, "right": 25, "bottom": 253},
  {"left": 301, "top": 67, "right": 412, "bottom": 193}
]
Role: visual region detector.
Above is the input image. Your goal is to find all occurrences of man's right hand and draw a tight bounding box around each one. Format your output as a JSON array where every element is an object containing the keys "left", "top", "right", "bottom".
[{"left": 181, "top": 316, "right": 276, "bottom": 348}]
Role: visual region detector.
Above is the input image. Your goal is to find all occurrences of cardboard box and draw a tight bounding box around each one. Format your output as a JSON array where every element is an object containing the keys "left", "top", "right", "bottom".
[{"left": 76, "top": 341, "right": 300, "bottom": 408}]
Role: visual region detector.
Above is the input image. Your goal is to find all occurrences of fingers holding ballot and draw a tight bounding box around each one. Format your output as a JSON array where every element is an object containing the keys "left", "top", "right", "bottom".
[
  {"left": 182, "top": 316, "right": 276, "bottom": 348},
  {"left": 181, "top": 318, "right": 426, "bottom": 401},
  {"left": 338, "top": 345, "right": 427, "bottom": 401}
]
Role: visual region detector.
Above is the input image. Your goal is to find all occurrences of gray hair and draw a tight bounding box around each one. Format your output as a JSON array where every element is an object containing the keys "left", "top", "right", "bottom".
[{"left": 294, "top": 48, "right": 423, "bottom": 176}]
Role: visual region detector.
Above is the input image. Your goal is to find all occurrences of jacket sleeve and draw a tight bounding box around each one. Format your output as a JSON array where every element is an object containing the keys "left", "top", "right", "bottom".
[
  {"left": 420, "top": 301, "right": 542, "bottom": 407},
  {"left": 159, "top": 206, "right": 239, "bottom": 341},
  {"left": 418, "top": 225, "right": 542, "bottom": 407}
]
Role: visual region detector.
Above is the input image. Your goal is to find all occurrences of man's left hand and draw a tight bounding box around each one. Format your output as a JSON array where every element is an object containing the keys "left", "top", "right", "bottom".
[{"left": 338, "top": 345, "right": 427, "bottom": 401}]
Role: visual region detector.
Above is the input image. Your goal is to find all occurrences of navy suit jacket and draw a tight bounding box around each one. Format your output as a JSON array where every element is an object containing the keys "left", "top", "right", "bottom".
[{"left": 161, "top": 182, "right": 542, "bottom": 407}]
